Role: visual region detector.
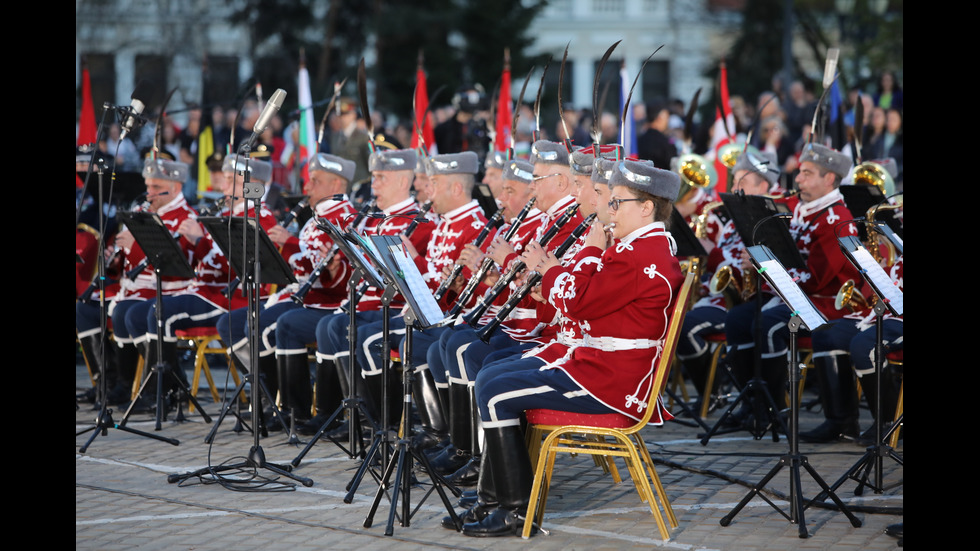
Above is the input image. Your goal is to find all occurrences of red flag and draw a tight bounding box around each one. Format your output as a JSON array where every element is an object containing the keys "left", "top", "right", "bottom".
[
  {"left": 711, "top": 60, "right": 735, "bottom": 193},
  {"left": 77, "top": 62, "right": 97, "bottom": 146},
  {"left": 412, "top": 57, "right": 435, "bottom": 153},
  {"left": 494, "top": 49, "right": 512, "bottom": 152}
]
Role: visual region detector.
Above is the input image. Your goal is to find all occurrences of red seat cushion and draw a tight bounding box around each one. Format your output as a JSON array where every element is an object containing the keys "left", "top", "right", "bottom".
[
  {"left": 797, "top": 336, "right": 812, "bottom": 349},
  {"left": 886, "top": 349, "right": 903, "bottom": 362},
  {"left": 704, "top": 333, "right": 726, "bottom": 343},
  {"left": 175, "top": 326, "right": 219, "bottom": 338},
  {"left": 526, "top": 408, "right": 635, "bottom": 429}
]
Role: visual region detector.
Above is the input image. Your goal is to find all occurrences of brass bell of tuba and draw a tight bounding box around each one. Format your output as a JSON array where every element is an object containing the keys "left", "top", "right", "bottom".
[
  {"left": 708, "top": 264, "right": 742, "bottom": 308},
  {"left": 852, "top": 161, "right": 896, "bottom": 197},
  {"left": 675, "top": 153, "right": 718, "bottom": 202},
  {"left": 835, "top": 279, "right": 868, "bottom": 313}
]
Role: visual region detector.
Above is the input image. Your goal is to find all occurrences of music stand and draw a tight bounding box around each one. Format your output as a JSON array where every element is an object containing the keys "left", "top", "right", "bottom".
[
  {"left": 169, "top": 213, "right": 312, "bottom": 488},
  {"left": 720, "top": 245, "right": 861, "bottom": 538},
  {"left": 814, "top": 235, "right": 903, "bottom": 500},
  {"left": 700, "top": 194, "right": 804, "bottom": 444},
  {"left": 474, "top": 183, "right": 499, "bottom": 219},
  {"left": 358, "top": 235, "right": 462, "bottom": 536},
  {"left": 291, "top": 218, "right": 388, "bottom": 467},
  {"left": 840, "top": 185, "right": 903, "bottom": 241},
  {"left": 114, "top": 211, "right": 212, "bottom": 431},
  {"left": 196, "top": 216, "right": 290, "bottom": 444},
  {"left": 340, "top": 231, "right": 416, "bottom": 502}
]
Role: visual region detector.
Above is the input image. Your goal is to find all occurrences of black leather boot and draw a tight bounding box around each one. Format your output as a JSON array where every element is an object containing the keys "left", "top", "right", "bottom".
[
  {"left": 298, "top": 359, "right": 344, "bottom": 435},
  {"left": 428, "top": 382, "right": 473, "bottom": 475},
  {"left": 411, "top": 366, "right": 450, "bottom": 453},
  {"left": 461, "top": 425, "right": 534, "bottom": 537},
  {"left": 443, "top": 448, "right": 496, "bottom": 530},
  {"left": 449, "top": 385, "right": 482, "bottom": 486},
  {"left": 799, "top": 354, "right": 860, "bottom": 443},
  {"left": 279, "top": 353, "right": 314, "bottom": 429},
  {"left": 856, "top": 366, "right": 901, "bottom": 445}
]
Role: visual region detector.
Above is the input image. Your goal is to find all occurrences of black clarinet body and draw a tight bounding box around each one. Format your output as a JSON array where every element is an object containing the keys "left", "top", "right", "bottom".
[
  {"left": 461, "top": 203, "right": 578, "bottom": 325},
  {"left": 476, "top": 212, "right": 596, "bottom": 342}
]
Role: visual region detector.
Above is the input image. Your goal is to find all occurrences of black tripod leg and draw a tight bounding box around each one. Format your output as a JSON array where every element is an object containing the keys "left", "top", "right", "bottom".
[
  {"left": 204, "top": 377, "right": 250, "bottom": 444},
  {"left": 719, "top": 459, "right": 786, "bottom": 527},
  {"left": 363, "top": 443, "right": 402, "bottom": 530},
  {"left": 292, "top": 403, "right": 347, "bottom": 467},
  {"left": 800, "top": 458, "right": 862, "bottom": 528},
  {"left": 345, "top": 432, "right": 384, "bottom": 502},
  {"left": 664, "top": 387, "right": 711, "bottom": 431},
  {"left": 699, "top": 381, "right": 753, "bottom": 445},
  {"left": 80, "top": 408, "right": 179, "bottom": 453}
]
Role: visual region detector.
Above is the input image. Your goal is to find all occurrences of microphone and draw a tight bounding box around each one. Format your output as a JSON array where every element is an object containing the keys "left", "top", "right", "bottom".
[
  {"left": 240, "top": 88, "right": 286, "bottom": 152},
  {"left": 119, "top": 80, "right": 152, "bottom": 141}
]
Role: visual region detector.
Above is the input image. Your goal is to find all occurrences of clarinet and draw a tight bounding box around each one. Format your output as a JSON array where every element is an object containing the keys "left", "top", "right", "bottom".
[
  {"left": 433, "top": 209, "right": 505, "bottom": 302},
  {"left": 444, "top": 197, "right": 537, "bottom": 318},
  {"left": 476, "top": 212, "right": 596, "bottom": 343},
  {"left": 289, "top": 198, "right": 377, "bottom": 306},
  {"left": 461, "top": 203, "right": 579, "bottom": 326},
  {"left": 223, "top": 198, "right": 312, "bottom": 300}
]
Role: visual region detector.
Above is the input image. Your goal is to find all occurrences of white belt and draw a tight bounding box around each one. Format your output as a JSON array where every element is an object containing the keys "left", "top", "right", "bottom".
[{"left": 580, "top": 334, "right": 663, "bottom": 352}]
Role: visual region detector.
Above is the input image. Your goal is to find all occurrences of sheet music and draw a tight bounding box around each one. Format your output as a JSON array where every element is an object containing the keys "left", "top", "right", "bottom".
[
  {"left": 373, "top": 236, "right": 447, "bottom": 328},
  {"left": 747, "top": 244, "right": 827, "bottom": 332},
  {"left": 348, "top": 232, "right": 387, "bottom": 287},
  {"left": 845, "top": 240, "right": 904, "bottom": 317}
]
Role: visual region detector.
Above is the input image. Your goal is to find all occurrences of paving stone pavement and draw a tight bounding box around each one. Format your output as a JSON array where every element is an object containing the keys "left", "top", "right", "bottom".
[{"left": 76, "top": 358, "right": 902, "bottom": 550}]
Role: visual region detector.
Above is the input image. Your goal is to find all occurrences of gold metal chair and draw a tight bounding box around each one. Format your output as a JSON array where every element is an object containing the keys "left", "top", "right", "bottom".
[
  {"left": 886, "top": 350, "right": 903, "bottom": 449},
  {"left": 175, "top": 327, "right": 241, "bottom": 412},
  {"left": 521, "top": 270, "right": 695, "bottom": 540}
]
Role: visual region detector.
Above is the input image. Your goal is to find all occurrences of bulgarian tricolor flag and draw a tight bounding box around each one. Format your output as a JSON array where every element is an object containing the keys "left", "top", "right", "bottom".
[{"left": 296, "top": 53, "right": 317, "bottom": 186}]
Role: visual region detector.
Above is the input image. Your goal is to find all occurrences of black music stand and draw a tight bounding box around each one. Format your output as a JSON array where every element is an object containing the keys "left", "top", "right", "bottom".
[
  {"left": 195, "top": 216, "right": 290, "bottom": 444},
  {"left": 291, "top": 219, "right": 388, "bottom": 467},
  {"left": 341, "top": 231, "right": 415, "bottom": 502},
  {"left": 663, "top": 208, "right": 712, "bottom": 430},
  {"left": 474, "top": 182, "right": 499, "bottom": 219},
  {"left": 720, "top": 245, "right": 861, "bottom": 538},
  {"left": 813, "top": 235, "right": 904, "bottom": 500},
  {"left": 700, "top": 194, "right": 804, "bottom": 444},
  {"left": 115, "top": 212, "right": 212, "bottom": 431},
  {"left": 169, "top": 213, "right": 312, "bottom": 488},
  {"left": 358, "top": 235, "right": 462, "bottom": 536},
  {"left": 839, "top": 185, "right": 903, "bottom": 241}
]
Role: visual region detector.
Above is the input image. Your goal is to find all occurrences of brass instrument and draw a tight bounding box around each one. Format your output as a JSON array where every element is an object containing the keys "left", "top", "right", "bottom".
[
  {"left": 834, "top": 279, "right": 868, "bottom": 313},
  {"left": 675, "top": 153, "right": 717, "bottom": 202},
  {"left": 708, "top": 264, "right": 743, "bottom": 308},
  {"left": 833, "top": 195, "right": 903, "bottom": 312},
  {"left": 866, "top": 197, "right": 903, "bottom": 268},
  {"left": 694, "top": 201, "right": 724, "bottom": 239},
  {"left": 852, "top": 161, "right": 896, "bottom": 197}
]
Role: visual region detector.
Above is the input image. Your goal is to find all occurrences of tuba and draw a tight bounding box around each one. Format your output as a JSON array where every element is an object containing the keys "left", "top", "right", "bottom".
[
  {"left": 675, "top": 153, "right": 717, "bottom": 203},
  {"left": 852, "top": 161, "right": 896, "bottom": 197},
  {"left": 835, "top": 279, "right": 868, "bottom": 312}
]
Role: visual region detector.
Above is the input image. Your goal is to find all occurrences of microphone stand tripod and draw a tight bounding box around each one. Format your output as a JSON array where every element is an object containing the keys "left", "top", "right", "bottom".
[
  {"left": 720, "top": 313, "right": 861, "bottom": 537},
  {"left": 77, "top": 122, "right": 179, "bottom": 452},
  {"left": 291, "top": 267, "right": 379, "bottom": 467},
  {"left": 194, "top": 218, "right": 287, "bottom": 445},
  {"left": 169, "top": 160, "right": 311, "bottom": 488},
  {"left": 362, "top": 306, "right": 462, "bottom": 535}
]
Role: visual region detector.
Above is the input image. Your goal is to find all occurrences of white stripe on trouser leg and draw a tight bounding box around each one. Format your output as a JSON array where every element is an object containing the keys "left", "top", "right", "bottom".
[
  {"left": 450, "top": 341, "right": 472, "bottom": 385},
  {"left": 486, "top": 385, "right": 554, "bottom": 425}
]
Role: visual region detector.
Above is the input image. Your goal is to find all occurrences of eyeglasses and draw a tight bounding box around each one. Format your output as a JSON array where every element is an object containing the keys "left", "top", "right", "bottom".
[
  {"left": 608, "top": 197, "right": 642, "bottom": 212},
  {"left": 532, "top": 172, "right": 562, "bottom": 182}
]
